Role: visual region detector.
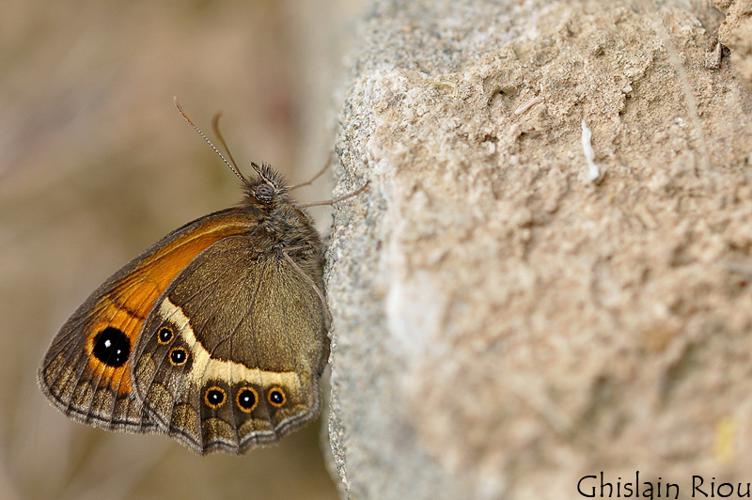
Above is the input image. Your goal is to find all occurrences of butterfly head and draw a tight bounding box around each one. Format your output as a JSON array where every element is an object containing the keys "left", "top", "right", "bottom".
[{"left": 245, "top": 162, "right": 288, "bottom": 209}]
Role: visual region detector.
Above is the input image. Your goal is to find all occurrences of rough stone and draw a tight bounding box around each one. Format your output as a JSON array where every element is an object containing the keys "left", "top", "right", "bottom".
[
  {"left": 325, "top": 1, "right": 752, "bottom": 499},
  {"left": 717, "top": 0, "right": 752, "bottom": 87}
]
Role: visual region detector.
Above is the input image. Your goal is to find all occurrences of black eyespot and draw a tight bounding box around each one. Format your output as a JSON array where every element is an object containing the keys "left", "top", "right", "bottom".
[
  {"left": 204, "top": 386, "right": 227, "bottom": 410},
  {"left": 267, "top": 386, "right": 287, "bottom": 407},
  {"left": 169, "top": 347, "right": 188, "bottom": 366},
  {"left": 255, "top": 184, "right": 274, "bottom": 204},
  {"left": 157, "top": 326, "right": 173, "bottom": 344},
  {"left": 236, "top": 387, "right": 259, "bottom": 413},
  {"left": 92, "top": 327, "right": 130, "bottom": 367}
]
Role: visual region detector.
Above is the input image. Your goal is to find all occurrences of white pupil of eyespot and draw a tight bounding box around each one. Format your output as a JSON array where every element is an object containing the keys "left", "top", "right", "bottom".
[{"left": 104, "top": 340, "right": 112, "bottom": 348}]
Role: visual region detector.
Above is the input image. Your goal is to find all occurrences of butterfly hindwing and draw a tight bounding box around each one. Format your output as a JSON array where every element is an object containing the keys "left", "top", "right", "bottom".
[
  {"left": 131, "top": 235, "right": 327, "bottom": 454},
  {"left": 37, "top": 208, "right": 258, "bottom": 432}
]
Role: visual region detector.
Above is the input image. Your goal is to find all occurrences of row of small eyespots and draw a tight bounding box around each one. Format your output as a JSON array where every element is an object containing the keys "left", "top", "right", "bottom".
[
  {"left": 157, "top": 326, "right": 191, "bottom": 366},
  {"left": 156, "top": 327, "right": 288, "bottom": 411},
  {"left": 203, "top": 385, "right": 287, "bottom": 412}
]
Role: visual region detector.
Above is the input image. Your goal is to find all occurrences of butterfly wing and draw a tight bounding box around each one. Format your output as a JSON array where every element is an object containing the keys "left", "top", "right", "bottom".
[
  {"left": 38, "top": 208, "right": 258, "bottom": 432},
  {"left": 130, "top": 235, "right": 327, "bottom": 454}
]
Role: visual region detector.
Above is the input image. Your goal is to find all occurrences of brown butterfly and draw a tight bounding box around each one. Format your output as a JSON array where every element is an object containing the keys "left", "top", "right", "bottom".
[{"left": 37, "top": 99, "right": 365, "bottom": 454}]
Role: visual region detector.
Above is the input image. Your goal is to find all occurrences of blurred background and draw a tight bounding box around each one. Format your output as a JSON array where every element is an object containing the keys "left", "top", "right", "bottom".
[{"left": 0, "top": 1, "right": 367, "bottom": 498}]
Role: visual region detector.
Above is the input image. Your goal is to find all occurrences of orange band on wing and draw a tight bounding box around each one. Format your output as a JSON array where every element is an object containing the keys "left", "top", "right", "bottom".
[{"left": 85, "top": 216, "right": 252, "bottom": 395}]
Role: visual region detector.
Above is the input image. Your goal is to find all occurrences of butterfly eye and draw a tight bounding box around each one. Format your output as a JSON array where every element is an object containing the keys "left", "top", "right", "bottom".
[
  {"left": 235, "top": 386, "right": 259, "bottom": 413},
  {"left": 255, "top": 184, "right": 274, "bottom": 204},
  {"left": 204, "top": 386, "right": 227, "bottom": 410},
  {"left": 168, "top": 347, "right": 189, "bottom": 366},
  {"left": 267, "top": 386, "right": 287, "bottom": 408},
  {"left": 157, "top": 326, "right": 173, "bottom": 344}
]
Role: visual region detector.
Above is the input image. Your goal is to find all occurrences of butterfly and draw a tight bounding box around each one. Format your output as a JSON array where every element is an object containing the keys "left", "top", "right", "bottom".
[{"left": 37, "top": 99, "right": 365, "bottom": 454}]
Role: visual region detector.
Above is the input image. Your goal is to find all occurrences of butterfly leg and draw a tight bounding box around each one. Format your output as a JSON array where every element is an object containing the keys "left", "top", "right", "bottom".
[
  {"left": 298, "top": 180, "right": 370, "bottom": 208},
  {"left": 288, "top": 153, "right": 335, "bottom": 191}
]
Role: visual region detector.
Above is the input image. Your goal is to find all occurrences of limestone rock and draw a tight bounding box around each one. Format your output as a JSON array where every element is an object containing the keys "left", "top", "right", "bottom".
[
  {"left": 717, "top": 0, "right": 752, "bottom": 87},
  {"left": 325, "top": 1, "right": 752, "bottom": 498}
]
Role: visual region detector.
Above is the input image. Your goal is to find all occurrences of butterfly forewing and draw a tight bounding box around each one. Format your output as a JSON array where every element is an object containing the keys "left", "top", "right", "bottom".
[{"left": 37, "top": 208, "right": 258, "bottom": 432}]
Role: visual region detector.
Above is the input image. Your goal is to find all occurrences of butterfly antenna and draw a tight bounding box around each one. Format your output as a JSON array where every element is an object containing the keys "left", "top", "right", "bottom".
[
  {"left": 211, "top": 112, "right": 242, "bottom": 174},
  {"left": 173, "top": 97, "right": 248, "bottom": 184}
]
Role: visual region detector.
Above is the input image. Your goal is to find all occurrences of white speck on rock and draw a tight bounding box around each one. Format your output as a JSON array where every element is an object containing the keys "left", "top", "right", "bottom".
[{"left": 580, "top": 119, "right": 602, "bottom": 183}]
